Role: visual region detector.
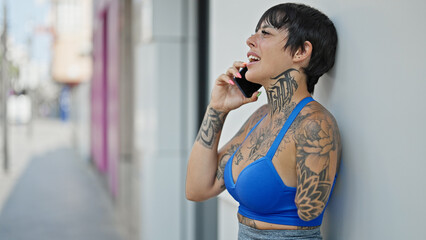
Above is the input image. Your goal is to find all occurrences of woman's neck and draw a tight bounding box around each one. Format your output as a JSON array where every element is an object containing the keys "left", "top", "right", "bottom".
[{"left": 265, "top": 68, "right": 309, "bottom": 118}]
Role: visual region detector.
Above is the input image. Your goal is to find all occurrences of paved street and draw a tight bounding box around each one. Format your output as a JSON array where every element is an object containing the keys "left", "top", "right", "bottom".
[{"left": 0, "top": 119, "right": 124, "bottom": 240}]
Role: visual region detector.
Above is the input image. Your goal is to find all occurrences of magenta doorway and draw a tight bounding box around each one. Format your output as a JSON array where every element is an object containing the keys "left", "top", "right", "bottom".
[{"left": 91, "top": 3, "right": 120, "bottom": 197}]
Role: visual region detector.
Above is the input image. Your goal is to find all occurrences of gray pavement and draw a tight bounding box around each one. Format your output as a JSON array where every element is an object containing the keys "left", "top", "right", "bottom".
[{"left": 0, "top": 119, "right": 124, "bottom": 240}]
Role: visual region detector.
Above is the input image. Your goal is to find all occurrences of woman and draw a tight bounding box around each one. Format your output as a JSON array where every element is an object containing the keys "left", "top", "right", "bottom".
[{"left": 186, "top": 3, "right": 341, "bottom": 239}]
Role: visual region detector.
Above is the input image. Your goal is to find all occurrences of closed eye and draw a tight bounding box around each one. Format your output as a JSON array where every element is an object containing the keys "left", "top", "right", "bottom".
[{"left": 261, "top": 30, "right": 270, "bottom": 35}]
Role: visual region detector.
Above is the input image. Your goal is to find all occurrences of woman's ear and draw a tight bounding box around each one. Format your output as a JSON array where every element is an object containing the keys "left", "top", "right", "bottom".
[{"left": 293, "top": 41, "right": 313, "bottom": 65}]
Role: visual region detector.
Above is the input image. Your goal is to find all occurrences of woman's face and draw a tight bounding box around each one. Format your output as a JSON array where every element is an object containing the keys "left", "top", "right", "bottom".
[{"left": 245, "top": 23, "right": 293, "bottom": 86}]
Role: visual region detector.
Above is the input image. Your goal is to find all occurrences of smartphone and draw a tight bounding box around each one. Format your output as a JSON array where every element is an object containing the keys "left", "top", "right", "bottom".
[{"left": 233, "top": 67, "right": 262, "bottom": 98}]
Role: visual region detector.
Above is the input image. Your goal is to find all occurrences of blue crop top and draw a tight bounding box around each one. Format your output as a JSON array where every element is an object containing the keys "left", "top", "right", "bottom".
[{"left": 224, "top": 97, "right": 337, "bottom": 227}]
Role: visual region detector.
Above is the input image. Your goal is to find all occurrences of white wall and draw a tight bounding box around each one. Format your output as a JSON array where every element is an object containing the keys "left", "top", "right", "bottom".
[
  {"left": 211, "top": 0, "right": 426, "bottom": 239},
  {"left": 133, "top": 0, "right": 197, "bottom": 239}
]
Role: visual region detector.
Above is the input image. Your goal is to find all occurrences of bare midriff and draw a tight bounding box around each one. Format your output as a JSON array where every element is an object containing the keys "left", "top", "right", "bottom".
[{"left": 237, "top": 213, "right": 319, "bottom": 230}]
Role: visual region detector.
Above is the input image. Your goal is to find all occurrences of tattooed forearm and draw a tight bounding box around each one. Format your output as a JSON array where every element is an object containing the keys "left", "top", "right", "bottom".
[
  {"left": 196, "top": 107, "right": 227, "bottom": 149},
  {"left": 267, "top": 69, "right": 299, "bottom": 115},
  {"left": 294, "top": 114, "right": 337, "bottom": 221}
]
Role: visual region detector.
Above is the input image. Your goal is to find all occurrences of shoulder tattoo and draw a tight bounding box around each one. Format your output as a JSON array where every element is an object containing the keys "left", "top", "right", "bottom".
[{"left": 293, "top": 106, "right": 340, "bottom": 221}]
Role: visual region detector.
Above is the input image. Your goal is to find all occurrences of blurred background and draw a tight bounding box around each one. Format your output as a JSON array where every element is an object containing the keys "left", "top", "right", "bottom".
[{"left": 0, "top": 0, "right": 425, "bottom": 240}]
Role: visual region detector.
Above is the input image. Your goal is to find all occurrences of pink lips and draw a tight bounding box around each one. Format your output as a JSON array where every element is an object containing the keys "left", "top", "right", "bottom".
[
  {"left": 247, "top": 52, "right": 261, "bottom": 67},
  {"left": 247, "top": 52, "right": 260, "bottom": 59}
]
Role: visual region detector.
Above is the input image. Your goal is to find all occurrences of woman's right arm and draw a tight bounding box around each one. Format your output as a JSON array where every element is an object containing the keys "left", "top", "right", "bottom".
[{"left": 185, "top": 61, "right": 260, "bottom": 201}]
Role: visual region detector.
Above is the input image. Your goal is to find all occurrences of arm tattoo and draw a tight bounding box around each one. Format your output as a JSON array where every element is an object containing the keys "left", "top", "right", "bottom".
[
  {"left": 216, "top": 158, "right": 227, "bottom": 186},
  {"left": 196, "top": 107, "right": 227, "bottom": 149},
  {"left": 267, "top": 69, "right": 299, "bottom": 115},
  {"left": 294, "top": 114, "right": 337, "bottom": 221},
  {"left": 216, "top": 144, "right": 239, "bottom": 183}
]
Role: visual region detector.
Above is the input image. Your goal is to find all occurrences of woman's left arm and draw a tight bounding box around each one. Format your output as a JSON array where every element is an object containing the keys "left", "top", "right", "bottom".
[{"left": 294, "top": 109, "right": 341, "bottom": 221}]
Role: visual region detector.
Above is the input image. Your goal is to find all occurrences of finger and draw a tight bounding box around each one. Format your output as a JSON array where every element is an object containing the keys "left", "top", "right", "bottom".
[
  {"left": 244, "top": 91, "right": 262, "bottom": 104},
  {"left": 227, "top": 61, "right": 247, "bottom": 78},
  {"left": 226, "top": 66, "right": 242, "bottom": 79},
  {"left": 216, "top": 74, "right": 235, "bottom": 86},
  {"left": 233, "top": 61, "right": 247, "bottom": 69}
]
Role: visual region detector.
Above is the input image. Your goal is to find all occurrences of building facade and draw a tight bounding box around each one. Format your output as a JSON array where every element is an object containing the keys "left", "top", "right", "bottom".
[{"left": 51, "top": 0, "right": 92, "bottom": 84}]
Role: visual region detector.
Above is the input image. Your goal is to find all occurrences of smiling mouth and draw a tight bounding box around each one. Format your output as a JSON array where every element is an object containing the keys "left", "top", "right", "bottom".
[{"left": 248, "top": 55, "right": 260, "bottom": 62}]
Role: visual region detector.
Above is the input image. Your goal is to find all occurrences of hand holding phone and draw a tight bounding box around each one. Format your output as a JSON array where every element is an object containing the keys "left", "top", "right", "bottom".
[{"left": 233, "top": 67, "right": 262, "bottom": 98}]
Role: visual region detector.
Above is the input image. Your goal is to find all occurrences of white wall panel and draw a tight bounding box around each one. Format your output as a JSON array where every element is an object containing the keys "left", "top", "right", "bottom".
[{"left": 133, "top": 0, "right": 198, "bottom": 239}]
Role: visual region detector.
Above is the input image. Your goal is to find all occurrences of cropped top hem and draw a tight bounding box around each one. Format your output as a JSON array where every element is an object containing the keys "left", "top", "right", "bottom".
[{"left": 238, "top": 206, "right": 323, "bottom": 227}]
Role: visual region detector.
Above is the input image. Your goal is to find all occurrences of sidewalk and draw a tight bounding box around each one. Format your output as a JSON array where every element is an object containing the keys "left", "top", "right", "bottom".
[{"left": 0, "top": 119, "right": 124, "bottom": 240}]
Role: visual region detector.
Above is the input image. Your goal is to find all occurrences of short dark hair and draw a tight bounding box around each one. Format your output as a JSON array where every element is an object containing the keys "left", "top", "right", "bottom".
[{"left": 256, "top": 3, "right": 338, "bottom": 94}]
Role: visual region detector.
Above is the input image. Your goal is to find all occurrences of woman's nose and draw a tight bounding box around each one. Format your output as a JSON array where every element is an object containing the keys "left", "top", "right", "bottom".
[{"left": 246, "top": 34, "right": 256, "bottom": 48}]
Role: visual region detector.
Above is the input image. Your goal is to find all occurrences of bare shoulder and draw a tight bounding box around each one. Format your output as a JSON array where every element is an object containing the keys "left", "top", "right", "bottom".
[
  {"left": 301, "top": 101, "right": 338, "bottom": 123},
  {"left": 295, "top": 101, "right": 341, "bottom": 166},
  {"left": 296, "top": 101, "right": 341, "bottom": 148}
]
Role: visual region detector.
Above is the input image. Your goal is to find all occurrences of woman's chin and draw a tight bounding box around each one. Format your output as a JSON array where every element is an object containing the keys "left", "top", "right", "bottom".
[{"left": 245, "top": 72, "right": 263, "bottom": 84}]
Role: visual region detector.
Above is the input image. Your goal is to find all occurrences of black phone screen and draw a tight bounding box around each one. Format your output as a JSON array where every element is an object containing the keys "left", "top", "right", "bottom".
[{"left": 233, "top": 67, "right": 262, "bottom": 98}]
